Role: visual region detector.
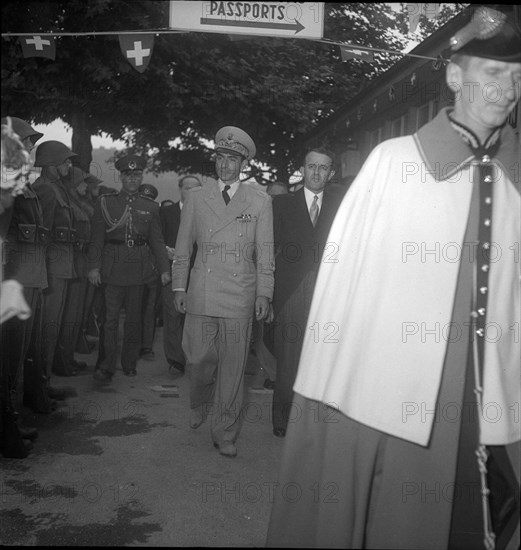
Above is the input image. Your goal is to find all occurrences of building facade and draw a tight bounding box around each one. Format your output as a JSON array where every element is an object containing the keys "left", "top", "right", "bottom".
[{"left": 306, "top": 10, "right": 520, "bottom": 188}]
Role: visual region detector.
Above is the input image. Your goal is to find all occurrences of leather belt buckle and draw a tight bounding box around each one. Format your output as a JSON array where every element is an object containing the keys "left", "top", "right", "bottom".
[{"left": 127, "top": 239, "right": 135, "bottom": 248}]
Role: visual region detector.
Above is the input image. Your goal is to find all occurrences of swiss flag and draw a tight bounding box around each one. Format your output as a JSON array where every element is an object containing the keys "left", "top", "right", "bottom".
[
  {"left": 119, "top": 34, "right": 154, "bottom": 73},
  {"left": 339, "top": 46, "right": 374, "bottom": 62},
  {"left": 19, "top": 35, "right": 56, "bottom": 60}
]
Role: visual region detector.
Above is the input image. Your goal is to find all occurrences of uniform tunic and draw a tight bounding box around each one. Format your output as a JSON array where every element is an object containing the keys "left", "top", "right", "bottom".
[
  {"left": 171, "top": 181, "right": 274, "bottom": 445},
  {"left": 1, "top": 185, "right": 54, "bottom": 412},
  {"left": 33, "top": 172, "right": 77, "bottom": 379},
  {"left": 88, "top": 189, "right": 169, "bottom": 374}
]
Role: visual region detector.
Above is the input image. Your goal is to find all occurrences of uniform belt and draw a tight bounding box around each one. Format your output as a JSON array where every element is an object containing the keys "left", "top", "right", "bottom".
[{"left": 107, "top": 237, "right": 148, "bottom": 247}]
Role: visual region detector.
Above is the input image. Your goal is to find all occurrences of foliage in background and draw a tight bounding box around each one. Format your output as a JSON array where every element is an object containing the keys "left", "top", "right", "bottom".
[{"left": 1, "top": 1, "right": 464, "bottom": 181}]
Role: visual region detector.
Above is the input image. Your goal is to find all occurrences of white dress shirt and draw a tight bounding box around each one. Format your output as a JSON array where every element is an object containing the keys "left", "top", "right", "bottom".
[
  {"left": 303, "top": 187, "right": 323, "bottom": 216},
  {"left": 218, "top": 178, "right": 240, "bottom": 200}
]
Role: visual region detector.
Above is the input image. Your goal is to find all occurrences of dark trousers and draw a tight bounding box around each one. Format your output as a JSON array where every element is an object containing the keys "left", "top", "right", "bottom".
[
  {"left": 272, "top": 272, "right": 315, "bottom": 432},
  {"left": 100, "top": 284, "right": 143, "bottom": 374},
  {"left": 42, "top": 276, "right": 69, "bottom": 381},
  {"left": 0, "top": 287, "right": 52, "bottom": 415},
  {"left": 162, "top": 284, "right": 185, "bottom": 366},
  {"left": 54, "top": 275, "right": 88, "bottom": 374},
  {"left": 141, "top": 279, "right": 160, "bottom": 350}
]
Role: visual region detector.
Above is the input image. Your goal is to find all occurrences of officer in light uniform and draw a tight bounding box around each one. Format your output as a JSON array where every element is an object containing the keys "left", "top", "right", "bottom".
[
  {"left": 172, "top": 126, "right": 274, "bottom": 458},
  {"left": 88, "top": 155, "right": 170, "bottom": 381}
]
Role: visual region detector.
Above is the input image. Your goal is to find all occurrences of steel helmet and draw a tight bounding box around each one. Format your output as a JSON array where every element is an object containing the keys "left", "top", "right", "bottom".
[
  {"left": 34, "top": 140, "right": 77, "bottom": 167},
  {"left": 0, "top": 116, "right": 43, "bottom": 145}
]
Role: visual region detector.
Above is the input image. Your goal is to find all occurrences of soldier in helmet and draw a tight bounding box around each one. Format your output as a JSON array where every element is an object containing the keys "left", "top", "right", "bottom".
[
  {"left": 0, "top": 117, "right": 47, "bottom": 458},
  {"left": 88, "top": 155, "right": 170, "bottom": 382},
  {"left": 0, "top": 116, "right": 43, "bottom": 155},
  {"left": 32, "top": 140, "right": 78, "bottom": 400},
  {"left": 53, "top": 167, "right": 93, "bottom": 376},
  {"left": 0, "top": 117, "right": 43, "bottom": 237}
]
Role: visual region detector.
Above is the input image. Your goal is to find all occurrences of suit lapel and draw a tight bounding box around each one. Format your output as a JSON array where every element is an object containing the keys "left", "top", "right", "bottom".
[{"left": 295, "top": 188, "right": 314, "bottom": 232}]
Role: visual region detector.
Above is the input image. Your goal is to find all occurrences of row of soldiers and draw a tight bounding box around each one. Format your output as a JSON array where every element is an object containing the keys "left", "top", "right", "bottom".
[
  {"left": 1, "top": 118, "right": 343, "bottom": 462},
  {"left": 0, "top": 116, "right": 193, "bottom": 458}
]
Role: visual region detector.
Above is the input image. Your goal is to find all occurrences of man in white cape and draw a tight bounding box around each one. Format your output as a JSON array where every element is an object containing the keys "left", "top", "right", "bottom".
[{"left": 267, "top": 5, "right": 520, "bottom": 549}]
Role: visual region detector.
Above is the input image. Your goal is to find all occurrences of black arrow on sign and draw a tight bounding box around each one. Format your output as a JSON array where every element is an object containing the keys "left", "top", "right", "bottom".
[{"left": 200, "top": 18, "right": 305, "bottom": 34}]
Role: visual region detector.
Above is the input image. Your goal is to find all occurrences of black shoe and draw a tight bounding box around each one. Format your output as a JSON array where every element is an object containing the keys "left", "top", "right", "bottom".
[
  {"left": 47, "top": 386, "right": 68, "bottom": 400},
  {"left": 93, "top": 369, "right": 112, "bottom": 383},
  {"left": 71, "top": 359, "right": 88, "bottom": 370},
  {"left": 18, "top": 426, "right": 38, "bottom": 441},
  {"left": 168, "top": 361, "right": 185, "bottom": 376},
  {"left": 23, "top": 381, "right": 57, "bottom": 414},
  {"left": 273, "top": 428, "right": 286, "bottom": 438},
  {"left": 123, "top": 370, "right": 136, "bottom": 377},
  {"left": 23, "top": 395, "right": 58, "bottom": 414},
  {"left": 139, "top": 348, "right": 155, "bottom": 361},
  {"left": 1, "top": 408, "right": 33, "bottom": 458},
  {"left": 52, "top": 363, "right": 78, "bottom": 377},
  {"left": 264, "top": 379, "right": 275, "bottom": 390},
  {"left": 214, "top": 441, "right": 237, "bottom": 458}
]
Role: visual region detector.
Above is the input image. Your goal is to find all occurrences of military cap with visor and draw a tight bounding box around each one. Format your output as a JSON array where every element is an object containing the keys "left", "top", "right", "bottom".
[
  {"left": 138, "top": 183, "right": 159, "bottom": 200},
  {"left": 215, "top": 126, "right": 256, "bottom": 160},
  {"left": 449, "top": 4, "right": 521, "bottom": 62},
  {"left": 115, "top": 155, "right": 146, "bottom": 172},
  {"left": 34, "top": 140, "right": 77, "bottom": 167}
]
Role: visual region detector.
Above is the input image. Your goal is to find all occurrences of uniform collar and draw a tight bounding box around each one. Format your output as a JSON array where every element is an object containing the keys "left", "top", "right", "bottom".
[
  {"left": 120, "top": 189, "right": 139, "bottom": 201},
  {"left": 446, "top": 112, "right": 502, "bottom": 160},
  {"left": 414, "top": 108, "right": 512, "bottom": 182},
  {"left": 218, "top": 178, "right": 241, "bottom": 198}
]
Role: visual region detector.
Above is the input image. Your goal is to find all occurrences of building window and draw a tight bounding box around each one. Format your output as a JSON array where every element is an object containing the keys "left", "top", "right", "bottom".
[
  {"left": 415, "top": 100, "right": 438, "bottom": 130},
  {"left": 368, "top": 127, "right": 383, "bottom": 150},
  {"left": 391, "top": 113, "right": 408, "bottom": 137},
  {"left": 341, "top": 150, "right": 361, "bottom": 178}
]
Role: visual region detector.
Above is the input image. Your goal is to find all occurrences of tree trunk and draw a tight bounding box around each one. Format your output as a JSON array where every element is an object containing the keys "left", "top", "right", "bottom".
[{"left": 70, "top": 110, "right": 93, "bottom": 172}]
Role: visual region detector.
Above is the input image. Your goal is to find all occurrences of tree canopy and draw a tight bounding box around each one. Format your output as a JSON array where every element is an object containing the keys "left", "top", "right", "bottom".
[{"left": 1, "top": 1, "right": 463, "bottom": 182}]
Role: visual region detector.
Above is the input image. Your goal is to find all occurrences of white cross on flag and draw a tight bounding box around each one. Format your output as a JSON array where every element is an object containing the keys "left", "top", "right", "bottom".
[
  {"left": 339, "top": 46, "right": 374, "bottom": 62},
  {"left": 119, "top": 34, "right": 154, "bottom": 73},
  {"left": 19, "top": 35, "right": 56, "bottom": 60}
]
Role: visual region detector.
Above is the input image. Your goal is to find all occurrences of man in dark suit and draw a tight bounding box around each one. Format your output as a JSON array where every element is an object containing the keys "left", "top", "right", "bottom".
[
  {"left": 271, "top": 146, "right": 343, "bottom": 437},
  {"left": 88, "top": 155, "right": 170, "bottom": 382},
  {"left": 137, "top": 183, "right": 161, "bottom": 361},
  {"left": 159, "top": 175, "right": 201, "bottom": 376}
]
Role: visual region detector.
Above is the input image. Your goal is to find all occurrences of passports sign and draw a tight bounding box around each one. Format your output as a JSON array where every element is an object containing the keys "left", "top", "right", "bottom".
[{"left": 169, "top": 1, "right": 324, "bottom": 39}]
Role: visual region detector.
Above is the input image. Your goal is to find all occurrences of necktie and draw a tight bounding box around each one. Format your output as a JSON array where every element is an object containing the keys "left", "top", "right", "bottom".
[
  {"left": 222, "top": 185, "right": 231, "bottom": 205},
  {"left": 310, "top": 195, "right": 319, "bottom": 227}
]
